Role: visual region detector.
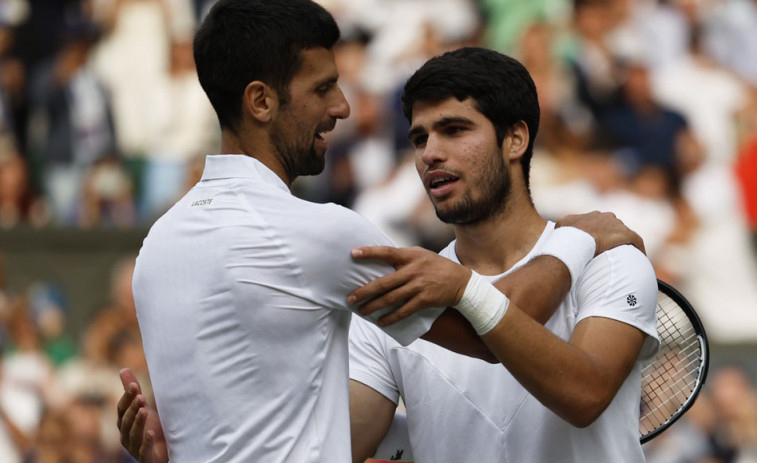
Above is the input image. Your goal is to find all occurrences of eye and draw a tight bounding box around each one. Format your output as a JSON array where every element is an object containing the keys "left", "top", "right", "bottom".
[
  {"left": 316, "top": 82, "right": 333, "bottom": 96},
  {"left": 445, "top": 125, "right": 465, "bottom": 135},
  {"left": 410, "top": 134, "right": 428, "bottom": 148}
]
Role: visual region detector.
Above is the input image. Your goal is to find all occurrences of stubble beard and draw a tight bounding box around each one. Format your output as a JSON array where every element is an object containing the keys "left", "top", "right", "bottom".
[
  {"left": 270, "top": 116, "right": 325, "bottom": 181},
  {"left": 433, "top": 153, "right": 512, "bottom": 225}
]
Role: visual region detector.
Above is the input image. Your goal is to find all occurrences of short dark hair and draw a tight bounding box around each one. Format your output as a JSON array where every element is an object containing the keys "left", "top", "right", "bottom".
[
  {"left": 401, "top": 47, "right": 540, "bottom": 189},
  {"left": 193, "top": 0, "right": 341, "bottom": 132}
]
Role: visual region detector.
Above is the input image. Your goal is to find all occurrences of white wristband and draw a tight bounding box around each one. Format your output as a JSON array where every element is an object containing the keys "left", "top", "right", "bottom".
[
  {"left": 455, "top": 271, "right": 510, "bottom": 335},
  {"left": 535, "top": 226, "right": 596, "bottom": 286}
]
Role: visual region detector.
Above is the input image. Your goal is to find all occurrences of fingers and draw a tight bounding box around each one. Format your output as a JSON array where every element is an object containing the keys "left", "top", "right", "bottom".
[
  {"left": 117, "top": 382, "right": 140, "bottom": 430},
  {"left": 120, "top": 368, "right": 142, "bottom": 392},
  {"left": 355, "top": 283, "right": 417, "bottom": 319},
  {"left": 118, "top": 368, "right": 142, "bottom": 429},
  {"left": 631, "top": 230, "right": 646, "bottom": 255},
  {"left": 348, "top": 272, "right": 407, "bottom": 308},
  {"left": 351, "top": 246, "right": 403, "bottom": 263},
  {"left": 376, "top": 296, "right": 429, "bottom": 326},
  {"left": 129, "top": 406, "right": 148, "bottom": 456},
  {"left": 120, "top": 394, "right": 146, "bottom": 452},
  {"left": 139, "top": 430, "right": 154, "bottom": 463},
  {"left": 557, "top": 211, "right": 649, "bottom": 256}
]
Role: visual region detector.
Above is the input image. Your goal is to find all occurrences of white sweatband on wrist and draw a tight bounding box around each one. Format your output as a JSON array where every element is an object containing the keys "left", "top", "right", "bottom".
[
  {"left": 455, "top": 271, "right": 510, "bottom": 335},
  {"left": 535, "top": 226, "right": 596, "bottom": 286}
]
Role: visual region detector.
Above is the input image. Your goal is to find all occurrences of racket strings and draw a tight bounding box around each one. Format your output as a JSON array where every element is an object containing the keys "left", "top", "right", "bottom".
[{"left": 639, "top": 293, "right": 705, "bottom": 438}]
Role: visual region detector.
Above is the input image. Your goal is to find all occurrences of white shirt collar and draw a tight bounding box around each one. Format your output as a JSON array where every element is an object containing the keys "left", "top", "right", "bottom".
[{"left": 200, "top": 154, "right": 290, "bottom": 193}]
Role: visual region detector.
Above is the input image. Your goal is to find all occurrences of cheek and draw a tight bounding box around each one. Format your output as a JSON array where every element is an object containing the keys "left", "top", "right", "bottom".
[
  {"left": 460, "top": 143, "right": 486, "bottom": 170},
  {"left": 414, "top": 156, "right": 424, "bottom": 175}
]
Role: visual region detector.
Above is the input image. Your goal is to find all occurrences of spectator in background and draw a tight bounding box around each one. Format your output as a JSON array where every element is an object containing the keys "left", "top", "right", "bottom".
[
  {"left": 709, "top": 366, "right": 757, "bottom": 461},
  {"left": 58, "top": 255, "right": 146, "bottom": 405},
  {"left": 10, "top": 0, "right": 84, "bottom": 156},
  {"left": 601, "top": 60, "right": 702, "bottom": 184},
  {"left": 736, "top": 132, "right": 757, "bottom": 254},
  {"left": 89, "top": 0, "right": 186, "bottom": 159},
  {"left": 643, "top": 388, "right": 724, "bottom": 463},
  {"left": 608, "top": 0, "right": 692, "bottom": 71},
  {"left": 0, "top": 295, "right": 60, "bottom": 463},
  {"left": 647, "top": 22, "right": 757, "bottom": 343},
  {"left": 140, "top": 35, "right": 219, "bottom": 222},
  {"left": 0, "top": 152, "right": 34, "bottom": 228},
  {"left": 478, "top": 0, "right": 571, "bottom": 56},
  {"left": 561, "top": 0, "right": 624, "bottom": 125},
  {"left": 23, "top": 409, "right": 68, "bottom": 463},
  {"left": 0, "top": 21, "right": 40, "bottom": 228},
  {"left": 0, "top": 20, "right": 26, "bottom": 156},
  {"left": 26, "top": 20, "right": 119, "bottom": 226},
  {"left": 25, "top": 281, "right": 76, "bottom": 367},
  {"left": 0, "top": 352, "right": 32, "bottom": 463},
  {"left": 704, "top": 0, "right": 757, "bottom": 87},
  {"left": 78, "top": 155, "right": 137, "bottom": 228},
  {"left": 517, "top": 21, "right": 583, "bottom": 155}
]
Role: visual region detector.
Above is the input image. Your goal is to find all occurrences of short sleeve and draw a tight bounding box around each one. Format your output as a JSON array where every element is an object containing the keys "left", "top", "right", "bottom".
[
  {"left": 348, "top": 316, "right": 401, "bottom": 405},
  {"left": 575, "top": 245, "right": 660, "bottom": 361},
  {"left": 293, "top": 203, "right": 444, "bottom": 345}
]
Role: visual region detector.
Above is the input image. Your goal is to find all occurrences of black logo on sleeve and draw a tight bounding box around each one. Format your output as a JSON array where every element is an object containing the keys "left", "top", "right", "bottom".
[
  {"left": 191, "top": 198, "right": 213, "bottom": 207},
  {"left": 627, "top": 294, "right": 637, "bottom": 306}
]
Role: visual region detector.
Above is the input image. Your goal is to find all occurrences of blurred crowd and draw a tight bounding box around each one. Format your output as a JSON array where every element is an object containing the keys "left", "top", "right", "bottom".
[
  {"left": 0, "top": 0, "right": 756, "bottom": 461},
  {"left": 0, "top": 254, "right": 146, "bottom": 462}
]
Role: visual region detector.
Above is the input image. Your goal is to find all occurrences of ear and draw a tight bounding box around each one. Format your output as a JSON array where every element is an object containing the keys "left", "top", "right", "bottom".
[
  {"left": 243, "top": 81, "right": 279, "bottom": 123},
  {"left": 504, "top": 121, "right": 530, "bottom": 162}
]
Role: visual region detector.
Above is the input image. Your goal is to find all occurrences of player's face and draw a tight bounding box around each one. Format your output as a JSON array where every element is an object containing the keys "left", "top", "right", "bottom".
[
  {"left": 270, "top": 47, "right": 350, "bottom": 179},
  {"left": 409, "top": 97, "right": 511, "bottom": 225}
]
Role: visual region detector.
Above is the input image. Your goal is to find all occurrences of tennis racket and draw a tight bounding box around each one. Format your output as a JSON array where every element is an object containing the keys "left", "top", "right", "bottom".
[{"left": 639, "top": 279, "right": 709, "bottom": 443}]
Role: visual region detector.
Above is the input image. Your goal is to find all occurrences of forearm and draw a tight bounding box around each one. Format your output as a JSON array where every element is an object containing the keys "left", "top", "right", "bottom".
[
  {"left": 492, "top": 255, "right": 571, "bottom": 325},
  {"left": 479, "top": 309, "right": 644, "bottom": 427},
  {"left": 481, "top": 311, "right": 605, "bottom": 426},
  {"left": 421, "top": 309, "right": 496, "bottom": 363}
]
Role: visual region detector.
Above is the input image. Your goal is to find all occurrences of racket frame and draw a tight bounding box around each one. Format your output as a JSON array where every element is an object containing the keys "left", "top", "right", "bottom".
[{"left": 639, "top": 279, "right": 710, "bottom": 443}]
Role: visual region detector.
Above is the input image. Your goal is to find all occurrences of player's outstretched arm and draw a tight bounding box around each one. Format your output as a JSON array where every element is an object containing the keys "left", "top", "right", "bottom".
[
  {"left": 480, "top": 299, "right": 647, "bottom": 427},
  {"left": 350, "top": 211, "right": 643, "bottom": 327},
  {"left": 350, "top": 212, "right": 652, "bottom": 427},
  {"left": 116, "top": 369, "right": 169, "bottom": 463}
]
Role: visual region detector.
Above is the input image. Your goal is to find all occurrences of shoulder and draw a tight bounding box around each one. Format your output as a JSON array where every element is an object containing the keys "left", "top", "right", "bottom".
[
  {"left": 582, "top": 245, "right": 656, "bottom": 289},
  {"left": 294, "top": 199, "right": 395, "bottom": 248},
  {"left": 576, "top": 246, "right": 659, "bottom": 355},
  {"left": 576, "top": 245, "right": 658, "bottom": 320}
]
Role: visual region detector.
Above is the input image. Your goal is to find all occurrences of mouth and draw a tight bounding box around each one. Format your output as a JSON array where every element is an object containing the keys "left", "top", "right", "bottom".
[
  {"left": 425, "top": 171, "right": 459, "bottom": 198},
  {"left": 314, "top": 123, "right": 336, "bottom": 149}
]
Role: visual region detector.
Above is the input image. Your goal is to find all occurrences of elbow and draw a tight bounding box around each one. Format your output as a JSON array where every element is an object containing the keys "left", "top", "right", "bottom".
[
  {"left": 565, "top": 411, "right": 601, "bottom": 429},
  {"left": 561, "top": 393, "right": 613, "bottom": 428},
  {"left": 482, "top": 353, "right": 499, "bottom": 364},
  {"left": 472, "top": 346, "right": 498, "bottom": 364}
]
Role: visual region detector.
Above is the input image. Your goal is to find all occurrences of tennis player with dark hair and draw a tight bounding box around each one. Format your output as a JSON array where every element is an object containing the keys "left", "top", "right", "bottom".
[
  {"left": 345, "top": 47, "right": 660, "bottom": 462},
  {"left": 118, "top": 0, "right": 649, "bottom": 461}
]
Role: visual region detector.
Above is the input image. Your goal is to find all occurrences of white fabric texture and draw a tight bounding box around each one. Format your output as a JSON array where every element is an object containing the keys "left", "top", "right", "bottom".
[
  {"left": 133, "top": 154, "right": 442, "bottom": 463},
  {"left": 349, "top": 221, "right": 659, "bottom": 463}
]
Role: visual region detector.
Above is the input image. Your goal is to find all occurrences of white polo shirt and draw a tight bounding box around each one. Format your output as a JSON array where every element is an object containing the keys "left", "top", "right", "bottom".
[
  {"left": 349, "top": 222, "right": 660, "bottom": 463},
  {"left": 133, "top": 154, "right": 443, "bottom": 463}
]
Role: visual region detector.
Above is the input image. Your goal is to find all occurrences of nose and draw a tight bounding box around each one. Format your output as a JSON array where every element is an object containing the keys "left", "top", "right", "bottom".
[
  {"left": 418, "top": 134, "right": 445, "bottom": 166},
  {"left": 329, "top": 85, "right": 351, "bottom": 120}
]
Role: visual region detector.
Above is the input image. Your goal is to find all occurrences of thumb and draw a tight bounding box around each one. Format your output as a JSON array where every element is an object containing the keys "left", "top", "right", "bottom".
[{"left": 119, "top": 368, "right": 142, "bottom": 393}]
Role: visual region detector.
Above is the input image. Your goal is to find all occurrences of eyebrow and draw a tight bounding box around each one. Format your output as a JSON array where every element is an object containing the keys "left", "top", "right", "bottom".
[
  {"left": 408, "top": 116, "right": 475, "bottom": 140},
  {"left": 318, "top": 75, "right": 339, "bottom": 87}
]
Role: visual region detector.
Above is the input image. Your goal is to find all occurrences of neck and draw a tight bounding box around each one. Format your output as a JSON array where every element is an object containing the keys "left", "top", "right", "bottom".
[
  {"left": 452, "top": 189, "right": 547, "bottom": 276},
  {"left": 219, "top": 128, "right": 293, "bottom": 188}
]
